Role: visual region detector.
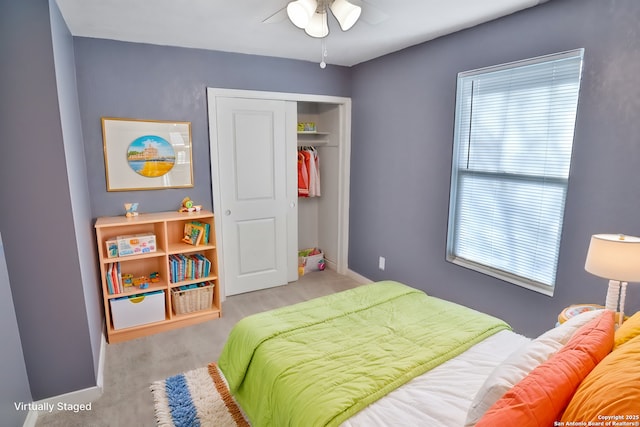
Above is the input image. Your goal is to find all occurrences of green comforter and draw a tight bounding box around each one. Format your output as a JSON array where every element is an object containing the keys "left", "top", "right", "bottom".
[{"left": 218, "top": 281, "right": 509, "bottom": 427}]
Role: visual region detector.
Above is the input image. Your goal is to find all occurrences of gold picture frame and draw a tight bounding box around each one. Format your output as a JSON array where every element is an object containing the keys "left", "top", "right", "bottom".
[{"left": 101, "top": 117, "right": 194, "bottom": 191}]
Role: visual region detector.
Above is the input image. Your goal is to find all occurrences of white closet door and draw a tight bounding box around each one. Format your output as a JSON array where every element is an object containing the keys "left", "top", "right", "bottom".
[{"left": 213, "top": 97, "right": 297, "bottom": 295}]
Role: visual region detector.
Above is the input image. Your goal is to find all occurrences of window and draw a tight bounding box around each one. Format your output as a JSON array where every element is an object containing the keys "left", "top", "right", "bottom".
[{"left": 446, "top": 49, "right": 584, "bottom": 296}]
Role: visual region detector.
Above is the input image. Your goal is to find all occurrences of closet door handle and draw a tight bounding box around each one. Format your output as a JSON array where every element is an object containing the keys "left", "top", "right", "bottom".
[
  {"left": 290, "top": 202, "right": 296, "bottom": 208},
  {"left": 224, "top": 209, "right": 231, "bottom": 216}
]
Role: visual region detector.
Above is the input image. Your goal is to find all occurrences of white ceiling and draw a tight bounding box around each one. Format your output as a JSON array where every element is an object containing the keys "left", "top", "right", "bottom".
[{"left": 55, "top": 0, "right": 547, "bottom": 67}]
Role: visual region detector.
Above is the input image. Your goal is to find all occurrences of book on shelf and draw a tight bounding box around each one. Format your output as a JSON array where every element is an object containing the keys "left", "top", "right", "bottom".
[
  {"left": 106, "top": 263, "right": 114, "bottom": 295},
  {"left": 116, "top": 262, "right": 122, "bottom": 293},
  {"left": 195, "top": 253, "right": 211, "bottom": 277},
  {"left": 190, "top": 221, "right": 210, "bottom": 245},
  {"left": 169, "top": 253, "right": 212, "bottom": 283},
  {"left": 181, "top": 223, "right": 204, "bottom": 246},
  {"left": 194, "top": 253, "right": 204, "bottom": 278},
  {"left": 105, "top": 262, "right": 123, "bottom": 294}
]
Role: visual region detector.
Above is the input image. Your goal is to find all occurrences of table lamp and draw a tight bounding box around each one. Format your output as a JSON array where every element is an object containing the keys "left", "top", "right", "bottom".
[{"left": 585, "top": 234, "right": 640, "bottom": 326}]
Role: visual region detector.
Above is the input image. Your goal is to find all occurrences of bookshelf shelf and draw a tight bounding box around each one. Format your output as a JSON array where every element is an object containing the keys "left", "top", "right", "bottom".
[
  {"left": 166, "top": 242, "right": 215, "bottom": 255},
  {"left": 104, "top": 282, "right": 167, "bottom": 300},
  {"left": 169, "top": 275, "right": 219, "bottom": 289},
  {"left": 95, "top": 210, "right": 221, "bottom": 343},
  {"left": 101, "top": 250, "right": 167, "bottom": 264}
]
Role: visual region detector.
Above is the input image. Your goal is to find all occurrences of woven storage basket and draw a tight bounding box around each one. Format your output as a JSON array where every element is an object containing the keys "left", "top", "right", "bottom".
[{"left": 171, "top": 282, "right": 214, "bottom": 315}]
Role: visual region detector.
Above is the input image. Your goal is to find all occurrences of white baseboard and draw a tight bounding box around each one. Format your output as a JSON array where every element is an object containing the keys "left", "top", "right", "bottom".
[
  {"left": 96, "top": 331, "right": 106, "bottom": 389},
  {"left": 346, "top": 269, "right": 373, "bottom": 284},
  {"left": 23, "top": 332, "right": 106, "bottom": 426},
  {"left": 24, "top": 383, "right": 103, "bottom": 425},
  {"left": 22, "top": 410, "right": 38, "bottom": 427},
  {"left": 324, "top": 258, "right": 337, "bottom": 271},
  {"left": 325, "top": 263, "right": 372, "bottom": 285}
]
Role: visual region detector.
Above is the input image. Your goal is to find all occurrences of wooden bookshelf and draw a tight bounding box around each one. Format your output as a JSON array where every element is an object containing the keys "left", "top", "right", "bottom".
[{"left": 95, "top": 210, "right": 220, "bottom": 343}]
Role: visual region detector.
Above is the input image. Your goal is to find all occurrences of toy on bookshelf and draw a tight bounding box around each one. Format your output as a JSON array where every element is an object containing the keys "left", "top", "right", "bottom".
[
  {"left": 122, "top": 273, "right": 134, "bottom": 288},
  {"left": 132, "top": 276, "right": 149, "bottom": 289},
  {"left": 119, "top": 272, "right": 160, "bottom": 291},
  {"left": 178, "top": 197, "right": 202, "bottom": 213},
  {"left": 124, "top": 203, "right": 139, "bottom": 218},
  {"left": 117, "top": 233, "right": 156, "bottom": 256},
  {"left": 106, "top": 239, "right": 119, "bottom": 258}
]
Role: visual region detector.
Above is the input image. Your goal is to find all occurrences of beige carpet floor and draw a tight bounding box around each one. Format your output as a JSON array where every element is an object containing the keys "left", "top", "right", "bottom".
[{"left": 35, "top": 270, "right": 362, "bottom": 426}]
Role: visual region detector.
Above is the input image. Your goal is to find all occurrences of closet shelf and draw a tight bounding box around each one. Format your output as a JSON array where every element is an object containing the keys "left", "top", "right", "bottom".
[
  {"left": 297, "top": 141, "right": 327, "bottom": 147},
  {"left": 298, "top": 130, "right": 330, "bottom": 147}
]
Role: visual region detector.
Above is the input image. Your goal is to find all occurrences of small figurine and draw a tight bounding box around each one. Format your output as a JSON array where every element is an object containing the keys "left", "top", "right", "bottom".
[
  {"left": 124, "top": 203, "right": 139, "bottom": 218},
  {"left": 178, "top": 197, "right": 202, "bottom": 213},
  {"left": 149, "top": 272, "right": 160, "bottom": 283}
]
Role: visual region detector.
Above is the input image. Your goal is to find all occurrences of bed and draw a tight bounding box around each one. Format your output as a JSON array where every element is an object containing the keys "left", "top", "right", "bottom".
[{"left": 216, "top": 280, "right": 640, "bottom": 426}]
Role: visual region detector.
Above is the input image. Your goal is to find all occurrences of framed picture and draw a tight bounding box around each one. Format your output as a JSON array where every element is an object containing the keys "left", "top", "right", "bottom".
[{"left": 101, "top": 117, "right": 194, "bottom": 191}]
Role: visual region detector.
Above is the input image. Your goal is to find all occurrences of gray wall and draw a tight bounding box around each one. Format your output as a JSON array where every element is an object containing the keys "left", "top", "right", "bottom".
[
  {"left": 0, "top": 0, "right": 96, "bottom": 400},
  {"left": 0, "top": 234, "right": 31, "bottom": 427},
  {"left": 349, "top": 0, "right": 640, "bottom": 337},
  {"left": 73, "top": 38, "right": 352, "bottom": 217},
  {"left": 50, "top": 0, "right": 103, "bottom": 378}
]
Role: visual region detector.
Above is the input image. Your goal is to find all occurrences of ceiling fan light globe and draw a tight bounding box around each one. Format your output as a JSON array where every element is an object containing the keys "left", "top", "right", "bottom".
[
  {"left": 330, "top": 0, "right": 361, "bottom": 31},
  {"left": 287, "top": 0, "right": 317, "bottom": 29},
  {"left": 304, "top": 11, "right": 329, "bottom": 38}
]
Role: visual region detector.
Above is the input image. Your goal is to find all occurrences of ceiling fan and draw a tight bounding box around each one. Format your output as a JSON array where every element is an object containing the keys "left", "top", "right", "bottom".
[{"left": 263, "top": 0, "right": 388, "bottom": 37}]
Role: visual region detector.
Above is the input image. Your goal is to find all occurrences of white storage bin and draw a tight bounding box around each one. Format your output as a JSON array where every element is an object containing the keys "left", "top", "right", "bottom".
[
  {"left": 298, "top": 250, "right": 325, "bottom": 275},
  {"left": 110, "top": 290, "right": 165, "bottom": 330},
  {"left": 303, "top": 253, "right": 324, "bottom": 273}
]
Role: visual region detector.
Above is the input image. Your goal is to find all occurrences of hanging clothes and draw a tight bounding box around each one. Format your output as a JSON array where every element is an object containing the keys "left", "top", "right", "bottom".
[
  {"left": 311, "top": 148, "right": 320, "bottom": 197},
  {"left": 298, "top": 147, "right": 321, "bottom": 198},
  {"left": 298, "top": 151, "right": 309, "bottom": 197}
]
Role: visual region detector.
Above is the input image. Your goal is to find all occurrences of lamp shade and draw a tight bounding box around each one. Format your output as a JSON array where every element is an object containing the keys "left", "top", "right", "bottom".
[
  {"left": 305, "top": 11, "right": 329, "bottom": 38},
  {"left": 330, "top": 0, "right": 361, "bottom": 31},
  {"left": 585, "top": 234, "right": 640, "bottom": 282},
  {"left": 287, "top": 0, "right": 318, "bottom": 29}
]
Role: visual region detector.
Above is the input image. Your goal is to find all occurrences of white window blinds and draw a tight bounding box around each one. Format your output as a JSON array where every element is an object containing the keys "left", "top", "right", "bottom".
[{"left": 446, "top": 49, "right": 584, "bottom": 295}]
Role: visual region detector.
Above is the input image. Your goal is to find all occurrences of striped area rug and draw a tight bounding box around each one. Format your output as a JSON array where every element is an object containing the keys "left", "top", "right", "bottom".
[{"left": 151, "top": 362, "right": 250, "bottom": 427}]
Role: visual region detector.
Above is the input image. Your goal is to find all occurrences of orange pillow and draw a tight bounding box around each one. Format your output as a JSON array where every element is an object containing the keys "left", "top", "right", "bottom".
[
  {"left": 475, "top": 311, "right": 614, "bottom": 427},
  {"left": 614, "top": 311, "right": 640, "bottom": 349},
  {"left": 561, "top": 334, "right": 640, "bottom": 421}
]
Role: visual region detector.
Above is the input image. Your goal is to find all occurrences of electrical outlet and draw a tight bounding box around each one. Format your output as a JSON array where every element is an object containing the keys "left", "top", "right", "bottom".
[{"left": 378, "top": 256, "right": 386, "bottom": 271}]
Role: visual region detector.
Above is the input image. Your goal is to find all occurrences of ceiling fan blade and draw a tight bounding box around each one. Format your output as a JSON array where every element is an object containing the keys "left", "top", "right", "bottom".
[
  {"left": 352, "top": 0, "right": 388, "bottom": 25},
  {"left": 263, "top": 7, "right": 288, "bottom": 24}
]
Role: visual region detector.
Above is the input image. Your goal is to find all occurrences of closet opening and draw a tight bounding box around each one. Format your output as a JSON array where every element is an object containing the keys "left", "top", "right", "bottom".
[{"left": 208, "top": 89, "right": 351, "bottom": 297}]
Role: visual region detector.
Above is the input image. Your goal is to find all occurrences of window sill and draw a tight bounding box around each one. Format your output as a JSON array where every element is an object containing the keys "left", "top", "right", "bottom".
[{"left": 447, "top": 256, "right": 555, "bottom": 297}]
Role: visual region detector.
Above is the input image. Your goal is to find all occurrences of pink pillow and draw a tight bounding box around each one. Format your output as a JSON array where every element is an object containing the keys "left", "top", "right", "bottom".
[{"left": 475, "top": 311, "right": 614, "bottom": 426}]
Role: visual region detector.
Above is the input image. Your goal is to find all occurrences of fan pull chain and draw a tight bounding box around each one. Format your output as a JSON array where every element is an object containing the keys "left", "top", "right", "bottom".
[{"left": 320, "top": 38, "right": 328, "bottom": 68}]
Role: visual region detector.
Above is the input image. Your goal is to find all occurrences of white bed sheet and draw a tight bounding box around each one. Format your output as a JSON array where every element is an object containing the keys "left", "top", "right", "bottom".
[{"left": 341, "top": 330, "right": 530, "bottom": 427}]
